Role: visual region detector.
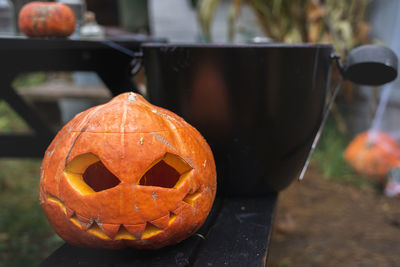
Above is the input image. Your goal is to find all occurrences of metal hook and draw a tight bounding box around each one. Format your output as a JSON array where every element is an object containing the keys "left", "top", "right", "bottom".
[
  {"left": 130, "top": 50, "right": 143, "bottom": 76},
  {"left": 331, "top": 53, "right": 345, "bottom": 76}
]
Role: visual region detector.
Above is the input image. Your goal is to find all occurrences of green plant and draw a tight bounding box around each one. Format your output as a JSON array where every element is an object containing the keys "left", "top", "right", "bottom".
[
  {"left": 0, "top": 88, "right": 62, "bottom": 267},
  {"left": 11, "top": 72, "right": 46, "bottom": 89},
  {"left": 0, "top": 101, "right": 30, "bottom": 133},
  {"left": 311, "top": 118, "right": 377, "bottom": 190},
  {"left": 0, "top": 159, "right": 63, "bottom": 267}
]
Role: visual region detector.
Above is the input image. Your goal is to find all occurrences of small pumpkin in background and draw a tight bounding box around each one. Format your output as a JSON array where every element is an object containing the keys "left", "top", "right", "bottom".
[
  {"left": 344, "top": 131, "right": 400, "bottom": 180},
  {"left": 19, "top": 2, "right": 75, "bottom": 37},
  {"left": 39, "top": 92, "right": 217, "bottom": 249}
]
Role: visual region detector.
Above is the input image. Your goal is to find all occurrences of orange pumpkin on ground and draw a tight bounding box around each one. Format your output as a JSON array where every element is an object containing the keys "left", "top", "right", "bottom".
[
  {"left": 344, "top": 131, "right": 400, "bottom": 180},
  {"left": 39, "top": 92, "right": 217, "bottom": 249},
  {"left": 19, "top": 2, "right": 75, "bottom": 37}
]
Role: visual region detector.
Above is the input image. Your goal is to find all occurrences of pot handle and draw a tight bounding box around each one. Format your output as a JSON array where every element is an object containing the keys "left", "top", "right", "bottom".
[
  {"left": 299, "top": 45, "right": 398, "bottom": 181},
  {"left": 338, "top": 44, "right": 398, "bottom": 86}
]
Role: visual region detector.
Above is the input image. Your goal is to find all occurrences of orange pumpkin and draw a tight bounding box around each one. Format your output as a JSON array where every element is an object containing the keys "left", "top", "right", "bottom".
[
  {"left": 344, "top": 131, "right": 400, "bottom": 180},
  {"left": 19, "top": 2, "right": 75, "bottom": 37},
  {"left": 39, "top": 92, "right": 217, "bottom": 249}
]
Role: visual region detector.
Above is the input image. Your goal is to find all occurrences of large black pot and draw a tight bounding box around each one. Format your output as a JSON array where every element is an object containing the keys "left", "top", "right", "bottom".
[{"left": 140, "top": 43, "right": 397, "bottom": 195}]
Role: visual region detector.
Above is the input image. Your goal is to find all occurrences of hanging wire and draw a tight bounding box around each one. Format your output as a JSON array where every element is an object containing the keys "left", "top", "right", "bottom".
[{"left": 299, "top": 76, "right": 343, "bottom": 181}]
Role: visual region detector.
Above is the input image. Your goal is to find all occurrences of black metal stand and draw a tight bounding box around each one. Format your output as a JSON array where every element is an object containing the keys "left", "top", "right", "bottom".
[{"left": 0, "top": 36, "right": 155, "bottom": 157}]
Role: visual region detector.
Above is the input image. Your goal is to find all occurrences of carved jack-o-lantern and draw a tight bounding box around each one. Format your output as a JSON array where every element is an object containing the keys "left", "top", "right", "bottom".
[{"left": 39, "top": 93, "right": 217, "bottom": 249}]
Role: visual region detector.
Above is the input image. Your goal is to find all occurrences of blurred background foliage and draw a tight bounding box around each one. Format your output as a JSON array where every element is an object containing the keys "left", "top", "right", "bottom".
[
  {"left": 0, "top": 158, "right": 63, "bottom": 267},
  {"left": 0, "top": 74, "right": 63, "bottom": 267},
  {"left": 311, "top": 118, "right": 378, "bottom": 190},
  {"left": 197, "top": 0, "right": 371, "bottom": 56}
]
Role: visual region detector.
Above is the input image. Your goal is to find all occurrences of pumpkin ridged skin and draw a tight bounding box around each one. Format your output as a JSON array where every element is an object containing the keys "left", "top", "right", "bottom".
[
  {"left": 344, "top": 131, "right": 400, "bottom": 180},
  {"left": 19, "top": 2, "right": 75, "bottom": 37},
  {"left": 39, "top": 93, "right": 217, "bottom": 249}
]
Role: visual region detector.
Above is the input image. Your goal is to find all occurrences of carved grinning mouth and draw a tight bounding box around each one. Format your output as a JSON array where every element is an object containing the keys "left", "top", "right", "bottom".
[{"left": 46, "top": 188, "right": 202, "bottom": 240}]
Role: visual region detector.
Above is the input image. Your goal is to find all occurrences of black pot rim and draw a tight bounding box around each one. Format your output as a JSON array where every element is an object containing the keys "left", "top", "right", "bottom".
[{"left": 141, "top": 42, "right": 334, "bottom": 49}]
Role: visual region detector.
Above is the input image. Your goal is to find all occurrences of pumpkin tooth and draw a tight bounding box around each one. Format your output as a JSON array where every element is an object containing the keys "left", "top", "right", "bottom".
[
  {"left": 101, "top": 223, "right": 120, "bottom": 239},
  {"left": 123, "top": 224, "right": 146, "bottom": 239},
  {"left": 69, "top": 215, "right": 82, "bottom": 229},
  {"left": 76, "top": 214, "right": 91, "bottom": 223},
  {"left": 66, "top": 207, "right": 75, "bottom": 218},
  {"left": 182, "top": 188, "right": 202, "bottom": 206},
  {"left": 87, "top": 222, "right": 111, "bottom": 240},
  {"left": 76, "top": 215, "right": 94, "bottom": 230},
  {"left": 114, "top": 225, "right": 137, "bottom": 240},
  {"left": 181, "top": 201, "right": 193, "bottom": 211},
  {"left": 169, "top": 212, "right": 177, "bottom": 225},
  {"left": 81, "top": 220, "right": 94, "bottom": 231},
  {"left": 149, "top": 213, "right": 170, "bottom": 229},
  {"left": 142, "top": 222, "right": 163, "bottom": 239},
  {"left": 171, "top": 204, "right": 182, "bottom": 215},
  {"left": 46, "top": 194, "right": 67, "bottom": 214}
]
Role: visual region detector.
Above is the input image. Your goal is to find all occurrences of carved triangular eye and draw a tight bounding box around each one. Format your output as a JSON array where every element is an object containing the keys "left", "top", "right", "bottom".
[
  {"left": 64, "top": 153, "right": 120, "bottom": 195},
  {"left": 138, "top": 153, "right": 192, "bottom": 188},
  {"left": 83, "top": 161, "right": 120, "bottom": 192}
]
